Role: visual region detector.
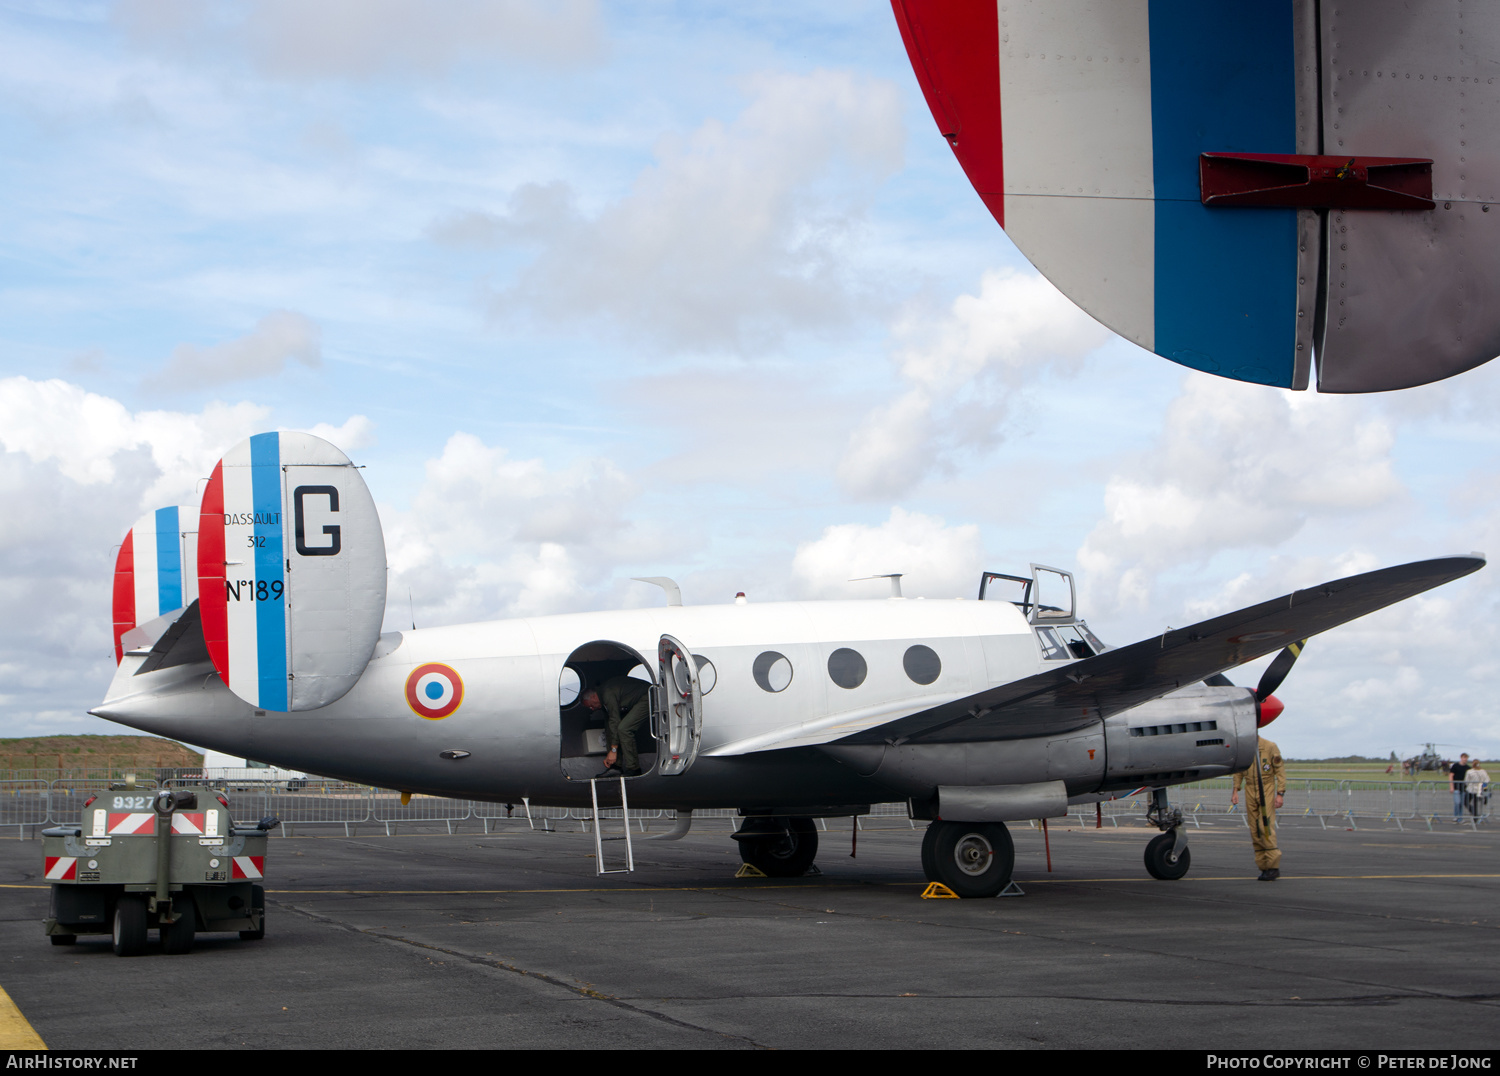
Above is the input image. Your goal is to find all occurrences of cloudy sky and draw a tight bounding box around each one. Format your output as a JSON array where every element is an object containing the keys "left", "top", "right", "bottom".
[{"left": 2, "top": 0, "right": 1497, "bottom": 761}]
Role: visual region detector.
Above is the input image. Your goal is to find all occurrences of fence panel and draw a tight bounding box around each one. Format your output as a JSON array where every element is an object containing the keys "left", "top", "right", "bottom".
[
  {"left": 48, "top": 779, "right": 159, "bottom": 827},
  {"left": 0, "top": 780, "right": 50, "bottom": 836},
  {"left": 370, "top": 792, "right": 471, "bottom": 834},
  {"left": 265, "top": 784, "right": 371, "bottom": 835}
]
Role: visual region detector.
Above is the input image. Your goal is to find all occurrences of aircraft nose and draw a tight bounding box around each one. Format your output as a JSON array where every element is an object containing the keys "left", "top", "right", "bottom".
[{"left": 1257, "top": 694, "right": 1285, "bottom": 727}]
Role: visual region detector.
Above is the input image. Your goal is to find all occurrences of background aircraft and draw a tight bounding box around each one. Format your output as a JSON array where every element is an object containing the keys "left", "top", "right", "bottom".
[
  {"left": 91, "top": 432, "right": 1484, "bottom": 896},
  {"left": 892, "top": 0, "right": 1500, "bottom": 392}
]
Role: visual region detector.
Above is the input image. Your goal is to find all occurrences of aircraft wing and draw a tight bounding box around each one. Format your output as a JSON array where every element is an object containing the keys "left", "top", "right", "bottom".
[
  {"left": 837, "top": 555, "right": 1483, "bottom": 746},
  {"left": 710, "top": 556, "right": 1482, "bottom": 755}
]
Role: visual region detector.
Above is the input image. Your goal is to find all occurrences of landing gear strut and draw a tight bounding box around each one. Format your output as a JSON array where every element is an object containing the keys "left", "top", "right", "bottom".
[
  {"left": 732, "top": 817, "right": 819, "bottom": 877},
  {"left": 1144, "top": 787, "right": 1190, "bottom": 880},
  {"left": 921, "top": 820, "right": 1015, "bottom": 898}
]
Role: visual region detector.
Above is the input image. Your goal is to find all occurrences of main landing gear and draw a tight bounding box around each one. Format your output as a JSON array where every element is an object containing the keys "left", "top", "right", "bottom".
[
  {"left": 732, "top": 817, "right": 819, "bottom": 877},
  {"left": 1144, "top": 787, "right": 1191, "bottom": 880},
  {"left": 920, "top": 820, "right": 1016, "bottom": 898}
]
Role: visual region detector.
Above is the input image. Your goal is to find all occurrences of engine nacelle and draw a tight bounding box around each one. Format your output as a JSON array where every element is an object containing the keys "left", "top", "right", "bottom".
[{"left": 1099, "top": 682, "right": 1259, "bottom": 792}]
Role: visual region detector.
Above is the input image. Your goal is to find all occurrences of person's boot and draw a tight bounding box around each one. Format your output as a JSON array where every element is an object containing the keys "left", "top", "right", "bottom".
[{"left": 1258, "top": 869, "right": 1276, "bottom": 881}]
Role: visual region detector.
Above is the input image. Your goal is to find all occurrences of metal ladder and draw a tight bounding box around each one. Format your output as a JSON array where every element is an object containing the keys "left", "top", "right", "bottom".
[{"left": 589, "top": 775, "right": 635, "bottom": 875}]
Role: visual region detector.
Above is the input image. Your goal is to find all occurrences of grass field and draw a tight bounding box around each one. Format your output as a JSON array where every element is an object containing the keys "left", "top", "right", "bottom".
[{"left": 0, "top": 734, "right": 201, "bottom": 773}]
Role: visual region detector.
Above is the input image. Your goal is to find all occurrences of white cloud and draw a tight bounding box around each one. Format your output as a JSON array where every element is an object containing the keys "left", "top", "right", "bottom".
[
  {"left": 383, "top": 432, "right": 650, "bottom": 624},
  {"left": 487, "top": 69, "right": 905, "bottom": 352},
  {"left": 837, "top": 269, "right": 1111, "bottom": 498},
  {"left": 0, "top": 376, "right": 269, "bottom": 507},
  {"left": 114, "top": 0, "right": 603, "bottom": 78},
  {"left": 790, "top": 507, "right": 984, "bottom": 600},
  {"left": 149, "top": 311, "right": 321, "bottom": 390},
  {"left": 303, "top": 415, "right": 376, "bottom": 454},
  {"left": 1077, "top": 375, "right": 1405, "bottom": 613}
]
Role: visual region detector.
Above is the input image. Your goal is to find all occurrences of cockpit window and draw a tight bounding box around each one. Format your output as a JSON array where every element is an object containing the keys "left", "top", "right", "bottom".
[
  {"left": 1034, "top": 627, "right": 1069, "bottom": 660},
  {"left": 1056, "top": 625, "right": 1095, "bottom": 659}
]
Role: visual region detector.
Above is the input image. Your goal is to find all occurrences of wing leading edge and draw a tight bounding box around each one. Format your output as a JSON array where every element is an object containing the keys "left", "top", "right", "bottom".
[
  {"left": 703, "top": 556, "right": 1481, "bottom": 757},
  {"left": 832, "top": 555, "right": 1483, "bottom": 747}
]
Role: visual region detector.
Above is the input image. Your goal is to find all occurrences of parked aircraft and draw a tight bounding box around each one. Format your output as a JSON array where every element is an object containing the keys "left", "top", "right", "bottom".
[{"left": 92, "top": 433, "right": 1484, "bottom": 896}]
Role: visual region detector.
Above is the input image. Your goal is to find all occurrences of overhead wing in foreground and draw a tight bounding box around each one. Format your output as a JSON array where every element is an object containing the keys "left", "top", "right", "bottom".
[
  {"left": 833, "top": 555, "right": 1482, "bottom": 747},
  {"left": 893, "top": 0, "right": 1500, "bottom": 392}
]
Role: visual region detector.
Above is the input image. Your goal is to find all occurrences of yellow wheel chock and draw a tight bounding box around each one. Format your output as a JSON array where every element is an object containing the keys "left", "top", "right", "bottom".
[{"left": 921, "top": 882, "right": 960, "bottom": 899}]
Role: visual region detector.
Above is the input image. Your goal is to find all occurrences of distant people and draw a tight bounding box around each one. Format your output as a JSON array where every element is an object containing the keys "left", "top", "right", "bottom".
[
  {"left": 1230, "top": 736, "right": 1286, "bottom": 880},
  {"left": 1465, "top": 760, "right": 1490, "bottom": 824},
  {"left": 580, "top": 676, "right": 651, "bottom": 778},
  {"left": 1450, "top": 753, "right": 1472, "bottom": 824}
]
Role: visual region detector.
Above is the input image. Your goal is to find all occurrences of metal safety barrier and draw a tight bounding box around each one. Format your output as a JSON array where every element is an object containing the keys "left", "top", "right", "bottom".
[{"left": 6, "top": 773, "right": 1487, "bottom": 839}]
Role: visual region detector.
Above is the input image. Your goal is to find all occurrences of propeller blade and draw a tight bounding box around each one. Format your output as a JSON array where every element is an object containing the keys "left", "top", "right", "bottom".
[{"left": 1255, "top": 640, "right": 1306, "bottom": 702}]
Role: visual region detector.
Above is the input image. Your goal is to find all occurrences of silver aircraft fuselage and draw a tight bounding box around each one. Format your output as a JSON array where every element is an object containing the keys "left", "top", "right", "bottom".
[{"left": 93, "top": 596, "right": 1260, "bottom": 812}]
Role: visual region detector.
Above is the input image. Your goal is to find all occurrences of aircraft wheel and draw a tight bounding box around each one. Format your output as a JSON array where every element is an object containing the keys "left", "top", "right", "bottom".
[
  {"left": 738, "top": 817, "right": 818, "bottom": 877},
  {"left": 1144, "top": 832, "right": 1191, "bottom": 880},
  {"left": 112, "top": 896, "right": 147, "bottom": 957},
  {"left": 240, "top": 885, "right": 265, "bottom": 941},
  {"left": 920, "top": 822, "right": 940, "bottom": 881},
  {"left": 49, "top": 934, "right": 76, "bottom": 946},
  {"left": 161, "top": 898, "right": 196, "bottom": 955},
  {"left": 926, "top": 821, "right": 1014, "bottom": 898}
]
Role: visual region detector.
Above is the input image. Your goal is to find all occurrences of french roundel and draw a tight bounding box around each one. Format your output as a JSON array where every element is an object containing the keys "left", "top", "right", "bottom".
[{"left": 405, "top": 663, "right": 464, "bottom": 719}]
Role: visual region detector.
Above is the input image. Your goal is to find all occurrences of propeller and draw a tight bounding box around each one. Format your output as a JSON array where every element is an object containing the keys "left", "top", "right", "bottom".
[
  {"left": 1255, "top": 639, "right": 1306, "bottom": 702},
  {"left": 1204, "top": 639, "right": 1307, "bottom": 728}
]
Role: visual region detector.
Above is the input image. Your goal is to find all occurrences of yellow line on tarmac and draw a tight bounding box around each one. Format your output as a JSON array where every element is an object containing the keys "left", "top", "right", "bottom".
[
  {"left": 264, "top": 872, "right": 1500, "bottom": 895},
  {"left": 7, "top": 874, "right": 1497, "bottom": 899},
  {"left": 0, "top": 984, "right": 46, "bottom": 1050}
]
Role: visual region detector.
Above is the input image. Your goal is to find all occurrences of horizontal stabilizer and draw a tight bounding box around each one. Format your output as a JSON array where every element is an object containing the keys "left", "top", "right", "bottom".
[
  {"left": 830, "top": 555, "right": 1483, "bottom": 747},
  {"left": 133, "top": 600, "right": 210, "bottom": 676}
]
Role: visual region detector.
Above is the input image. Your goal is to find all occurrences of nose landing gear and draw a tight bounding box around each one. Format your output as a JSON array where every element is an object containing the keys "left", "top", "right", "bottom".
[{"left": 1144, "top": 787, "right": 1191, "bottom": 880}]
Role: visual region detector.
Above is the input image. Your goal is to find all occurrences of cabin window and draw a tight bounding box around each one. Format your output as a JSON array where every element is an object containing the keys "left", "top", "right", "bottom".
[
  {"left": 827, "top": 648, "right": 867, "bottom": 689},
  {"left": 753, "top": 651, "right": 793, "bottom": 692},
  {"left": 559, "top": 666, "right": 582, "bottom": 706},
  {"left": 694, "top": 655, "right": 717, "bottom": 695},
  {"left": 903, "top": 644, "right": 941, "bottom": 685}
]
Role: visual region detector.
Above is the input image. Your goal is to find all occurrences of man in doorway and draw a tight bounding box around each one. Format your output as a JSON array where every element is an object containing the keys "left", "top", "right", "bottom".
[
  {"left": 581, "top": 676, "right": 651, "bottom": 778},
  {"left": 1450, "top": 752, "right": 1472, "bottom": 823},
  {"left": 1230, "top": 736, "right": 1287, "bottom": 880}
]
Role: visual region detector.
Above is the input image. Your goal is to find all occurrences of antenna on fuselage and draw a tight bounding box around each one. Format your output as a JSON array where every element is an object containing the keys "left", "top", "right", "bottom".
[
  {"left": 409, "top": 588, "right": 416, "bottom": 630},
  {"left": 849, "top": 574, "right": 903, "bottom": 598},
  {"left": 631, "top": 577, "right": 683, "bottom": 606}
]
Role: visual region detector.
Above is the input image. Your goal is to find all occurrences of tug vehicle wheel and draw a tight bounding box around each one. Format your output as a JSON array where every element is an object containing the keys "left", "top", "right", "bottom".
[
  {"left": 924, "top": 821, "right": 1015, "bottom": 898},
  {"left": 112, "top": 897, "right": 147, "bottom": 957},
  {"left": 161, "top": 897, "right": 196, "bottom": 955},
  {"left": 1144, "top": 831, "right": 1191, "bottom": 880},
  {"left": 737, "top": 817, "right": 819, "bottom": 877}
]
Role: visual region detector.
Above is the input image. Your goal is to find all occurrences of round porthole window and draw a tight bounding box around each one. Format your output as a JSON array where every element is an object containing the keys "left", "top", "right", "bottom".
[
  {"left": 903, "top": 644, "right": 942, "bottom": 685},
  {"left": 827, "top": 647, "right": 867, "bottom": 689},
  {"left": 693, "top": 655, "right": 717, "bottom": 695},
  {"left": 752, "top": 651, "right": 793, "bottom": 692},
  {"left": 558, "top": 666, "right": 582, "bottom": 706}
]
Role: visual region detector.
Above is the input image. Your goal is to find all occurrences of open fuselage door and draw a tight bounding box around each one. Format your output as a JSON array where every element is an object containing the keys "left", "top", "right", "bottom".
[{"left": 655, "top": 635, "right": 702, "bottom": 776}]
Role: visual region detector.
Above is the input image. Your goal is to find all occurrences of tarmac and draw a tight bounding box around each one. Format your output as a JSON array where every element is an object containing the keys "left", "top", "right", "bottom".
[{"left": 1, "top": 813, "right": 1497, "bottom": 1050}]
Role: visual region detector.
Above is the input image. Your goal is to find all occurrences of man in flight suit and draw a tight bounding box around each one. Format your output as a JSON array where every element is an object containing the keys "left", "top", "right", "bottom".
[
  {"left": 581, "top": 676, "right": 651, "bottom": 778},
  {"left": 1230, "top": 736, "right": 1287, "bottom": 880}
]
